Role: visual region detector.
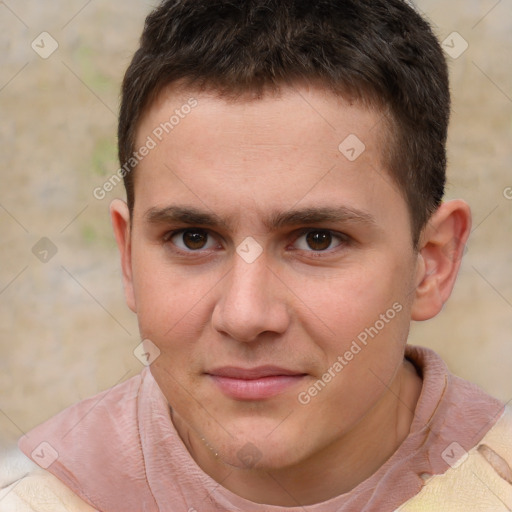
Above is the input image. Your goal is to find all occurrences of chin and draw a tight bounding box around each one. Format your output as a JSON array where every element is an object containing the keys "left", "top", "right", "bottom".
[
  {"left": 209, "top": 420, "right": 310, "bottom": 471},
  {"left": 220, "top": 442, "right": 303, "bottom": 471}
]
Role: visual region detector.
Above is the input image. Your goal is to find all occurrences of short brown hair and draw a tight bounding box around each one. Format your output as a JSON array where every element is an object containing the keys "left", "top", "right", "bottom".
[{"left": 118, "top": 0, "right": 450, "bottom": 245}]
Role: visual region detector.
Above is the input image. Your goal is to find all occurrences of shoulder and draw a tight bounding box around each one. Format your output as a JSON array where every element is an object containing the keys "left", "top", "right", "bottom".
[
  {"left": 0, "top": 448, "right": 96, "bottom": 512},
  {"left": 13, "top": 370, "right": 154, "bottom": 511},
  {"left": 398, "top": 405, "right": 512, "bottom": 511},
  {"left": 18, "top": 370, "right": 146, "bottom": 461}
]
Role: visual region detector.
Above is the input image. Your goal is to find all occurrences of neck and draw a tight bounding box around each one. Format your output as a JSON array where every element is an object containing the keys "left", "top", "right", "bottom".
[{"left": 175, "top": 359, "right": 422, "bottom": 506}]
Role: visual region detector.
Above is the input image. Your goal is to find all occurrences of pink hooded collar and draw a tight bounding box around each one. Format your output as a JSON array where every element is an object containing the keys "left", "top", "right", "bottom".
[{"left": 19, "top": 345, "right": 504, "bottom": 511}]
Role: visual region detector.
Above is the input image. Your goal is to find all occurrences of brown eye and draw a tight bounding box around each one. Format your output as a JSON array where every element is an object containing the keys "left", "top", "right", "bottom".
[
  {"left": 292, "top": 229, "right": 346, "bottom": 253},
  {"left": 305, "top": 230, "right": 332, "bottom": 251},
  {"left": 169, "top": 229, "right": 215, "bottom": 251},
  {"left": 183, "top": 230, "right": 208, "bottom": 249}
]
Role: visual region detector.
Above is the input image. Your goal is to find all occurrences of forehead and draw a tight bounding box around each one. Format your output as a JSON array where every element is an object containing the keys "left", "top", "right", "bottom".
[
  {"left": 132, "top": 84, "right": 405, "bottom": 230},
  {"left": 138, "top": 83, "right": 386, "bottom": 153}
]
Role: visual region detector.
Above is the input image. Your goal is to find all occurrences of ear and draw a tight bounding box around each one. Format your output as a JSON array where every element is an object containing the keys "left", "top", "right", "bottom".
[
  {"left": 110, "top": 199, "right": 136, "bottom": 313},
  {"left": 411, "top": 200, "right": 471, "bottom": 321}
]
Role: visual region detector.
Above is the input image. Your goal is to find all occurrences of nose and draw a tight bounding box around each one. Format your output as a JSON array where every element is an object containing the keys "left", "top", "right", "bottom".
[{"left": 211, "top": 253, "right": 290, "bottom": 343}]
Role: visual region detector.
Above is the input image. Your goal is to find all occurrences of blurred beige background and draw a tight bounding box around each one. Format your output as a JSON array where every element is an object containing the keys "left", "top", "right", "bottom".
[{"left": 1, "top": 0, "right": 511, "bottom": 449}]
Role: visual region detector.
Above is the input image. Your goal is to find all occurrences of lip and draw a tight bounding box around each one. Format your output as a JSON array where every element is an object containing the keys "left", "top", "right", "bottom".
[{"left": 206, "top": 366, "right": 307, "bottom": 400}]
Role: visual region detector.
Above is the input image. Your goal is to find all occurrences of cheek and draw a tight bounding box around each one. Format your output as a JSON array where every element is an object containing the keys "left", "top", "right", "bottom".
[
  {"left": 299, "top": 306, "right": 411, "bottom": 436},
  {"left": 294, "top": 255, "right": 413, "bottom": 395},
  {"left": 130, "top": 242, "right": 211, "bottom": 329},
  {"left": 295, "top": 256, "right": 408, "bottom": 338}
]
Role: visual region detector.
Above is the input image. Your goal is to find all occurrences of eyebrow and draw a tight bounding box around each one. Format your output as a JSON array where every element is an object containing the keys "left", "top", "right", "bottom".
[
  {"left": 144, "top": 205, "right": 377, "bottom": 230},
  {"left": 267, "top": 206, "right": 376, "bottom": 230},
  {"left": 145, "top": 206, "right": 227, "bottom": 227}
]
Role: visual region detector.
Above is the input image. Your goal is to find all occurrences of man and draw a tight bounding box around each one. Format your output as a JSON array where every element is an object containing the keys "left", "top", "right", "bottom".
[{"left": 2, "top": 0, "right": 511, "bottom": 510}]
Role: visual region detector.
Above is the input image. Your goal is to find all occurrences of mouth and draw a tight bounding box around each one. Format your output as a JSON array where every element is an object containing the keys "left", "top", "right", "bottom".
[{"left": 205, "top": 366, "right": 308, "bottom": 400}]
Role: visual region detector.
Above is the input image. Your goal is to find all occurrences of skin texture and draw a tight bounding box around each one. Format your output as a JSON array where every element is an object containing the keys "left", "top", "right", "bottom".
[{"left": 110, "top": 84, "right": 471, "bottom": 506}]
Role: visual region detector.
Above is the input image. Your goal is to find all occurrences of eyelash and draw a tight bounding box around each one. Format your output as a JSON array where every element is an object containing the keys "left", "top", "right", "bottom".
[
  {"left": 162, "top": 228, "right": 350, "bottom": 257},
  {"left": 291, "top": 228, "right": 350, "bottom": 255}
]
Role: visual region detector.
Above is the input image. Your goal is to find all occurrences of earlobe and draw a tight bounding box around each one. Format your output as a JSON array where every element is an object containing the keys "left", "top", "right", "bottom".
[
  {"left": 411, "top": 200, "right": 471, "bottom": 321},
  {"left": 110, "top": 199, "right": 137, "bottom": 313}
]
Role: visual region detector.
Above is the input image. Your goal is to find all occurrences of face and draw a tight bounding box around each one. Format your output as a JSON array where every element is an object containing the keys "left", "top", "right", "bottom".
[{"left": 119, "top": 84, "right": 422, "bottom": 470}]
